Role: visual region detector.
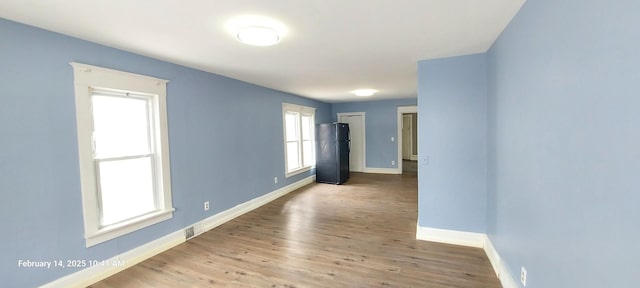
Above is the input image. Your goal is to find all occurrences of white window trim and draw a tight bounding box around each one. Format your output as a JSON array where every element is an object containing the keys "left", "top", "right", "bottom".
[
  {"left": 70, "top": 62, "right": 174, "bottom": 247},
  {"left": 283, "top": 103, "right": 316, "bottom": 178}
]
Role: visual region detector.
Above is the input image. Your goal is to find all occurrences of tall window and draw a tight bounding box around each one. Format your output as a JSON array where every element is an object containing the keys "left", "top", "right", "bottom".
[
  {"left": 71, "top": 63, "right": 173, "bottom": 247},
  {"left": 283, "top": 103, "right": 316, "bottom": 177}
]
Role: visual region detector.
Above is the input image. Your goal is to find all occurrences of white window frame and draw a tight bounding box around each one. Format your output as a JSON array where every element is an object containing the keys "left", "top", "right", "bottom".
[
  {"left": 70, "top": 62, "right": 174, "bottom": 247},
  {"left": 283, "top": 103, "right": 316, "bottom": 177}
]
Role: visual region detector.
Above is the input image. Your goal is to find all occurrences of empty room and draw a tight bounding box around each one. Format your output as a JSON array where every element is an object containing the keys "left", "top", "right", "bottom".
[{"left": 1, "top": 0, "right": 637, "bottom": 287}]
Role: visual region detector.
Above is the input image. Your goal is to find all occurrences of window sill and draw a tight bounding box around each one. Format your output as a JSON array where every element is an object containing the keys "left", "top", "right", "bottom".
[
  {"left": 285, "top": 166, "right": 313, "bottom": 178},
  {"left": 85, "top": 209, "right": 174, "bottom": 247}
]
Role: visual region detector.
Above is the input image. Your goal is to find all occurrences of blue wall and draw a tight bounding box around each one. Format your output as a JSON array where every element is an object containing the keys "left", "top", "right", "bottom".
[
  {"left": 417, "top": 1, "right": 640, "bottom": 287},
  {"left": 332, "top": 99, "right": 417, "bottom": 169},
  {"left": 417, "top": 54, "right": 488, "bottom": 232},
  {"left": 486, "top": 0, "right": 640, "bottom": 287},
  {"left": 0, "top": 19, "right": 330, "bottom": 287}
]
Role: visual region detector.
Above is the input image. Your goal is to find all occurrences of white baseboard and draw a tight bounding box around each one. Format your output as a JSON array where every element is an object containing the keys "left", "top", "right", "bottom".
[
  {"left": 40, "top": 230, "right": 184, "bottom": 288},
  {"left": 483, "top": 235, "right": 519, "bottom": 288},
  {"left": 483, "top": 234, "right": 501, "bottom": 276},
  {"left": 202, "top": 175, "right": 315, "bottom": 231},
  {"left": 416, "top": 226, "right": 485, "bottom": 248},
  {"left": 410, "top": 155, "right": 418, "bottom": 161},
  {"left": 415, "top": 226, "right": 518, "bottom": 288},
  {"left": 41, "top": 175, "right": 315, "bottom": 288},
  {"left": 363, "top": 167, "right": 400, "bottom": 174}
]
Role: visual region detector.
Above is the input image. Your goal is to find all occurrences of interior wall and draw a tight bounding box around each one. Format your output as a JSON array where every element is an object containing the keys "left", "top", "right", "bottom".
[
  {"left": 486, "top": 0, "right": 640, "bottom": 287},
  {"left": 417, "top": 54, "right": 488, "bottom": 233},
  {"left": 332, "top": 99, "right": 417, "bottom": 169},
  {"left": 0, "top": 18, "right": 331, "bottom": 287}
]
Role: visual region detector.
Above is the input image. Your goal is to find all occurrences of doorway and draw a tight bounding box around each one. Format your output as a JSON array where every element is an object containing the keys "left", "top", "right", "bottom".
[
  {"left": 397, "top": 106, "right": 418, "bottom": 174},
  {"left": 402, "top": 114, "right": 413, "bottom": 160},
  {"left": 338, "top": 112, "right": 365, "bottom": 172},
  {"left": 402, "top": 113, "right": 418, "bottom": 174}
]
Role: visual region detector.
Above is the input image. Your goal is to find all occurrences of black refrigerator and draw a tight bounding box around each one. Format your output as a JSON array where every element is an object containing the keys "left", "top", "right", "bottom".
[{"left": 315, "top": 123, "right": 350, "bottom": 184}]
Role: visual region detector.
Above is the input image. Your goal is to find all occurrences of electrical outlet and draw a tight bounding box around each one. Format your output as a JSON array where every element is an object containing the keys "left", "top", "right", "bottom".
[
  {"left": 391, "top": 136, "right": 395, "bottom": 142},
  {"left": 274, "top": 177, "right": 278, "bottom": 184},
  {"left": 204, "top": 201, "right": 210, "bottom": 211},
  {"left": 391, "top": 160, "right": 395, "bottom": 166},
  {"left": 521, "top": 266, "right": 527, "bottom": 286}
]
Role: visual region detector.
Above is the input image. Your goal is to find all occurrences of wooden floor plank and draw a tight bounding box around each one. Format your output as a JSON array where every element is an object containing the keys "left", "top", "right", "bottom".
[{"left": 91, "top": 173, "right": 501, "bottom": 287}]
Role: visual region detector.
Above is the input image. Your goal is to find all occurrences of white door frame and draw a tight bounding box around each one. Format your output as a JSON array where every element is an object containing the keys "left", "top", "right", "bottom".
[
  {"left": 397, "top": 106, "right": 418, "bottom": 174},
  {"left": 337, "top": 112, "right": 366, "bottom": 172}
]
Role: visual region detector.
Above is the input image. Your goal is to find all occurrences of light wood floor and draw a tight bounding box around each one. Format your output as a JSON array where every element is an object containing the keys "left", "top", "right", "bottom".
[{"left": 91, "top": 173, "right": 501, "bottom": 288}]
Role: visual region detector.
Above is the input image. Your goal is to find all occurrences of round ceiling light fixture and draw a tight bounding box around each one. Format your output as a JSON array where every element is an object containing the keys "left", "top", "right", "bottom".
[
  {"left": 236, "top": 26, "right": 280, "bottom": 46},
  {"left": 226, "top": 15, "right": 287, "bottom": 47},
  {"left": 352, "top": 89, "right": 377, "bottom": 97}
]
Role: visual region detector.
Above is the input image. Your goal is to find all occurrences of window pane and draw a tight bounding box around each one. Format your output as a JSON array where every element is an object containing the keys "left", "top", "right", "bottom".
[
  {"left": 285, "top": 112, "right": 298, "bottom": 142},
  {"left": 302, "top": 140, "right": 314, "bottom": 167},
  {"left": 92, "top": 95, "right": 151, "bottom": 158},
  {"left": 98, "top": 157, "right": 156, "bottom": 226},
  {"left": 301, "top": 115, "right": 312, "bottom": 140},
  {"left": 286, "top": 142, "right": 300, "bottom": 171}
]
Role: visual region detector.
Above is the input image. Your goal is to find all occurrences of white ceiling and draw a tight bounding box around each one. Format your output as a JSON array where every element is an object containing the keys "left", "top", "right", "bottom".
[{"left": 0, "top": 0, "right": 525, "bottom": 103}]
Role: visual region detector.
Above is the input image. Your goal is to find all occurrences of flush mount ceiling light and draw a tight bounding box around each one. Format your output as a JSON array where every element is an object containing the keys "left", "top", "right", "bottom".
[
  {"left": 236, "top": 26, "right": 279, "bottom": 46},
  {"left": 352, "top": 89, "right": 377, "bottom": 97},
  {"left": 226, "top": 15, "right": 287, "bottom": 47}
]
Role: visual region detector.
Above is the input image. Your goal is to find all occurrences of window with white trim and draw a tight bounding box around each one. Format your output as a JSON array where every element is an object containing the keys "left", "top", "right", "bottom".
[
  {"left": 283, "top": 103, "right": 316, "bottom": 177},
  {"left": 71, "top": 63, "right": 174, "bottom": 247}
]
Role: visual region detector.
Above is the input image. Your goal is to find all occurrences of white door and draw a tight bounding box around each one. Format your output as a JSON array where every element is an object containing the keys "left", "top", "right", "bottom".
[
  {"left": 338, "top": 114, "right": 364, "bottom": 172},
  {"left": 402, "top": 115, "right": 412, "bottom": 160}
]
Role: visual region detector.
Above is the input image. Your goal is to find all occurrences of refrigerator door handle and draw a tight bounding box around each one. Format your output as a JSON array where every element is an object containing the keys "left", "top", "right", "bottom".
[{"left": 348, "top": 127, "right": 351, "bottom": 152}]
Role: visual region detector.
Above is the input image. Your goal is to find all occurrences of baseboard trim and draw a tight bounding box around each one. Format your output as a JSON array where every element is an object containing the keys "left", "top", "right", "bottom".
[
  {"left": 483, "top": 235, "right": 519, "bottom": 288},
  {"left": 416, "top": 226, "right": 485, "bottom": 248},
  {"left": 40, "top": 175, "right": 315, "bottom": 288},
  {"left": 363, "top": 167, "right": 400, "bottom": 174},
  {"left": 410, "top": 155, "right": 418, "bottom": 161},
  {"left": 415, "top": 226, "right": 518, "bottom": 288},
  {"left": 483, "top": 234, "right": 501, "bottom": 276},
  {"left": 40, "top": 230, "right": 184, "bottom": 288},
  {"left": 202, "top": 175, "right": 315, "bottom": 231}
]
